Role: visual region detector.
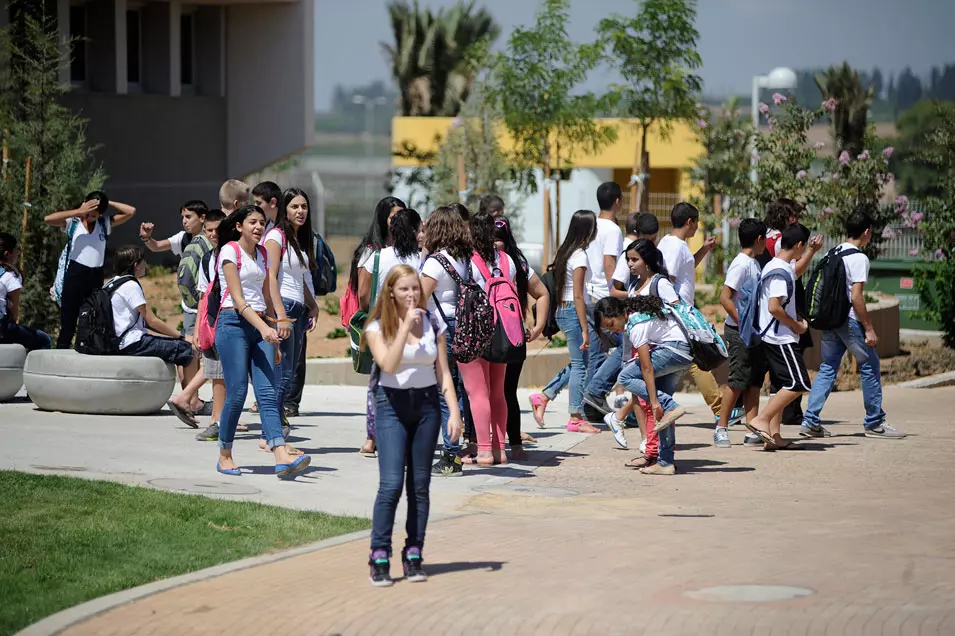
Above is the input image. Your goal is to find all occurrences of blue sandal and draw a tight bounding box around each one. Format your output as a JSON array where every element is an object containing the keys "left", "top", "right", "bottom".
[
  {"left": 276, "top": 455, "right": 311, "bottom": 479},
  {"left": 217, "top": 462, "right": 241, "bottom": 476}
]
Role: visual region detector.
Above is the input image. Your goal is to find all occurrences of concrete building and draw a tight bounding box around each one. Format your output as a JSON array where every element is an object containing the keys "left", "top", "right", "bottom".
[{"left": 4, "top": 0, "right": 316, "bottom": 250}]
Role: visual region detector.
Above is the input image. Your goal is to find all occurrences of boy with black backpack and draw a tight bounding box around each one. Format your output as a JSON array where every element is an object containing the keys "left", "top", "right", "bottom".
[{"left": 800, "top": 210, "right": 905, "bottom": 440}]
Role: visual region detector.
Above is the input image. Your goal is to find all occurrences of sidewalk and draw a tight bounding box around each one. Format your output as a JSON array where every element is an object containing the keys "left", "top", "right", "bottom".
[{"left": 9, "top": 385, "right": 955, "bottom": 635}]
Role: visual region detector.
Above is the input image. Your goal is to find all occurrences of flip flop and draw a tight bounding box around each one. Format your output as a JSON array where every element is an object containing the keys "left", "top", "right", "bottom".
[
  {"left": 528, "top": 394, "right": 547, "bottom": 429},
  {"left": 167, "top": 400, "right": 198, "bottom": 428}
]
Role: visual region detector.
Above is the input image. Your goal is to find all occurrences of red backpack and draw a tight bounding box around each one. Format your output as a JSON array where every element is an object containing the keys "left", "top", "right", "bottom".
[
  {"left": 470, "top": 251, "right": 527, "bottom": 364},
  {"left": 197, "top": 241, "right": 267, "bottom": 351}
]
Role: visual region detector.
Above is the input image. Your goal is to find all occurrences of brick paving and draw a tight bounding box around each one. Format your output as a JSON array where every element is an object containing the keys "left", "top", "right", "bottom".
[{"left": 58, "top": 386, "right": 955, "bottom": 635}]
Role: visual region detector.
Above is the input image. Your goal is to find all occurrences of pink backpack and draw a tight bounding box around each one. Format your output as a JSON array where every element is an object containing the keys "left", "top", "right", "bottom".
[
  {"left": 197, "top": 241, "right": 267, "bottom": 351},
  {"left": 470, "top": 251, "right": 527, "bottom": 364}
]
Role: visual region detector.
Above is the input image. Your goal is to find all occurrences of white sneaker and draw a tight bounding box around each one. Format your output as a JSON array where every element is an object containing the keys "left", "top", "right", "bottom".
[
  {"left": 603, "top": 412, "right": 628, "bottom": 449},
  {"left": 864, "top": 424, "right": 906, "bottom": 439},
  {"left": 639, "top": 437, "right": 647, "bottom": 454}
]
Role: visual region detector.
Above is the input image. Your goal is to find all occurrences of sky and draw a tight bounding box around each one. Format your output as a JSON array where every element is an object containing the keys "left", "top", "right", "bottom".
[{"left": 314, "top": 0, "right": 954, "bottom": 111}]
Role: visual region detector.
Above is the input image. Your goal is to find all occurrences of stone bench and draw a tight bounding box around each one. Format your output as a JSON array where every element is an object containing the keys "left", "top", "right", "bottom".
[
  {"left": 0, "top": 344, "right": 27, "bottom": 402},
  {"left": 23, "top": 350, "right": 176, "bottom": 415}
]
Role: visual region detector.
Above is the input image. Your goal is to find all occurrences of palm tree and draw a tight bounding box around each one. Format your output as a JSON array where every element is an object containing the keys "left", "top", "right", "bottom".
[
  {"left": 815, "top": 62, "right": 875, "bottom": 156},
  {"left": 381, "top": 1, "right": 499, "bottom": 117}
]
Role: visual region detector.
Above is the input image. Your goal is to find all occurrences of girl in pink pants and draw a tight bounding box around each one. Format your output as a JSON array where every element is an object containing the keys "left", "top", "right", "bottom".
[{"left": 459, "top": 359, "right": 508, "bottom": 464}]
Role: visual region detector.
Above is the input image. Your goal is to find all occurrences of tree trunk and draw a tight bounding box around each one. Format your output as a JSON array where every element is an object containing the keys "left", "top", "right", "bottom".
[
  {"left": 553, "top": 140, "right": 561, "bottom": 248},
  {"left": 630, "top": 131, "right": 640, "bottom": 213},
  {"left": 638, "top": 126, "right": 651, "bottom": 214},
  {"left": 542, "top": 143, "right": 552, "bottom": 268}
]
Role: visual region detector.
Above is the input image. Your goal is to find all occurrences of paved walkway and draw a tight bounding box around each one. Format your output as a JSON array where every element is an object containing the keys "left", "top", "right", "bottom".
[{"left": 8, "top": 385, "right": 955, "bottom": 635}]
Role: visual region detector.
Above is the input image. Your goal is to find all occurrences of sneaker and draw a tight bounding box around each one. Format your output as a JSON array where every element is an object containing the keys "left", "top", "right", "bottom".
[
  {"left": 713, "top": 427, "right": 731, "bottom": 448},
  {"left": 639, "top": 463, "right": 675, "bottom": 475},
  {"left": 743, "top": 433, "right": 763, "bottom": 446},
  {"left": 639, "top": 438, "right": 647, "bottom": 454},
  {"left": 582, "top": 393, "right": 611, "bottom": 416},
  {"left": 431, "top": 451, "right": 463, "bottom": 477},
  {"left": 196, "top": 422, "right": 219, "bottom": 442},
  {"left": 612, "top": 394, "right": 630, "bottom": 410},
  {"left": 799, "top": 424, "right": 831, "bottom": 438},
  {"left": 192, "top": 400, "right": 214, "bottom": 417},
  {"left": 603, "top": 412, "right": 628, "bottom": 449},
  {"left": 284, "top": 405, "right": 299, "bottom": 418},
  {"left": 864, "top": 424, "right": 906, "bottom": 439},
  {"left": 728, "top": 407, "right": 745, "bottom": 426},
  {"left": 402, "top": 547, "right": 428, "bottom": 583},
  {"left": 369, "top": 550, "right": 394, "bottom": 587}
]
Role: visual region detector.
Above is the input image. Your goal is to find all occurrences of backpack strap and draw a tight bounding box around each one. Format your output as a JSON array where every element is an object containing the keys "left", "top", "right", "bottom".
[
  {"left": 470, "top": 252, "right": 495, "bottom": 285},
  {"left": 370, "top": 251, "right": 381, "bottom": 307},
  {"left": 105, "top": 276, "right": 144, "bottom": 343},
  {"left": 650, "top": 274, "right": 662, "bottom": 298},
  {"left": 431, "top": 253, "right": 467, "bottom": 286},
  {"left": 758, "top": 268, "right": 795, "bottom": 336}
]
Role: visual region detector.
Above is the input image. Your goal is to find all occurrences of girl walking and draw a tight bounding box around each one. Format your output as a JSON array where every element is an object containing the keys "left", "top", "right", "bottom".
[
  {"left": 0, "top": 233, "right": 51, "bottom": 351},
  {"left": 213, "top": 205, "right": 310, "bottom": 479},
  {"left": 363, "top": 265, "right": 462, "bottom": 586}
]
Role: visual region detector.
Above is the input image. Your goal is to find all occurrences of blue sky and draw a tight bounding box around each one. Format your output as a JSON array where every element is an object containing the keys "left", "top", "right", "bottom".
[{"left": 314, "top": 0, "right": 954, "bottom": 111}]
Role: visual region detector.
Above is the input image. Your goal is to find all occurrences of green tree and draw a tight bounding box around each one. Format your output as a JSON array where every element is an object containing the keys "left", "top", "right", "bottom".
[
  {"left": 815, "top": 62, "right": 874, "bottom": 156},
  {"left": 0, "top": 3, "right": 105, "bottom": 333},
  {"left": 890, "top": 100, "right": 955, "bottom": 200},
  {"left": 486, "top": 0, "right": 616, "bottom": 262},
  {"left": 597, "top": 0, "right": 702, "bottom": 213},
  {"left": 381, "top": 0, "right": 499, "bottom": 117},
  {"left": 895, "top": 67, "right": 924, "bottom": 113}
]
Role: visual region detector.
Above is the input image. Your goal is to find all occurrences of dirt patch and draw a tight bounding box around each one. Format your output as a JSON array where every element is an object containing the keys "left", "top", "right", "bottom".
[{"left": 835, "top": 343, "right": 955, "bottom": 390}]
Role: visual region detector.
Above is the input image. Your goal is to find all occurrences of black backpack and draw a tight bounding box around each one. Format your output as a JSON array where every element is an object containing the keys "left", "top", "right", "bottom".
[
  {"left": 535, "top": 267, "right": 561, "bottom": 339},
  {"left": 311, "top": 232, "right": 337, "bottom": 296},
  {"left": 75, "top": 276, "right": 139, "bottom": 355},
  {"left": 805, "top": 246, "right": 861, "bottom": 331}
]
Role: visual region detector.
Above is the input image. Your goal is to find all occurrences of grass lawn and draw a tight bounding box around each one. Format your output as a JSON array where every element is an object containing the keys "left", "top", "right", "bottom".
[{"left": 0, "top": 471, "right": 370, "bottom": 635}]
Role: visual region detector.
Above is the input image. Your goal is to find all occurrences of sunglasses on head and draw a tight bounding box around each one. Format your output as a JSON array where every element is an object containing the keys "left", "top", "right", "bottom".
[{"left": 493, "top": 218, "right": 509, "bottom": 230}]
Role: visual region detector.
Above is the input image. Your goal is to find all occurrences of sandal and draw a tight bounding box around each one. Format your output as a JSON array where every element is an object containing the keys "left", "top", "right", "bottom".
[
  {"left": 359, "top": 440, "right": 377, "bottom": 457},
  {"left": 167, "top": 401, "right": 198, "bottom": 428},
  {"left": 625, "top": 456, "right": 654, "bottom": 469},
  {"left": 521, "top": 432, "right": 537, "bottom": 444},
  {"left": 528, "top": 393, "right": 547, "bottom": 429},
  {"left": 236, "top": 423, "right": 249, "bottom": 432},
  {"left": 249, "top": 401, "right": 259, "bottom": 414}
]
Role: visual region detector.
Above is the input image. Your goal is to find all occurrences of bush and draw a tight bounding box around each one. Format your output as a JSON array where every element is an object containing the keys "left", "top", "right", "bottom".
[{"left": 326, "top": 327, "right": 347, "bottom": 340}]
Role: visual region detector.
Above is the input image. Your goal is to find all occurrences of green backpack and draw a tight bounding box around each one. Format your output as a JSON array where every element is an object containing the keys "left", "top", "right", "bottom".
[
  {"left": 177, "top": 234, "right": 212, "bottom": 311},
  {"left": 348, "top": 252, "right": 379, "bottom": 374}
]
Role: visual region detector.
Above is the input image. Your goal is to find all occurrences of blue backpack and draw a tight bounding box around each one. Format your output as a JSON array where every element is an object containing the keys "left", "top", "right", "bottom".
[
  {"left": 739, "top": 267, "right": 794, "bottom": 347},
  {"left": 666, "top": 301, "right": 729, "bottom": 371}
]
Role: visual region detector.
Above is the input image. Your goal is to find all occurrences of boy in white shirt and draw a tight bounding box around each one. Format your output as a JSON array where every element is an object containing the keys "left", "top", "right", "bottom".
[
  {"left": 800, "top": 210, "right": 905, "bottom": 439},
  {"left": 253, "top": 181, "right": 281, "bottom": 238},
  {"left": 611, "top": 212, "right": 658, "bottom": 299}
]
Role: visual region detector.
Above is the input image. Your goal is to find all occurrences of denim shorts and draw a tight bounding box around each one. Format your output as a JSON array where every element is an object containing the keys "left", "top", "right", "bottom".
[
  {"left": 202, "top": 353, "right": 224, "bottom": 379},
  {"left": 181, "top": 311, "right": 197, "bottom": 337}
]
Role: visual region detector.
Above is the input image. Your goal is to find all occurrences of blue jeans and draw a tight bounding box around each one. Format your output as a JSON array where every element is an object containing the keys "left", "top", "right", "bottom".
[
  {"left": 543, "top": 305, "right": 605, "bottom": 402},
  {"left": 554, "top": 305, "right": 590, "bottom": 415},
  {"left": 121, "top": 334, "right": 193, "bottom": 366},
  {"left": 275, "top": 299, "right": 307, "bottom": 411},
  {"left": 371, "top": 385, "right": 441, "bottom": 555},
  {"left": 215, "top": 310, "right": 285, "bottom": 451},
  {"left": 617, "top": 342, "right": 692, "bottom": 466},
  {"left": 1, "top": 322, "right": 52, "bottom": 351},
  {"left": 586, "top": 337, "right": 622, "bottom": 399},
  {"left": 437, "top": 321, "right": 472, "bottom": 454},
  {"left": 803, "top": 319, "right": 885, "bottom": 431}
]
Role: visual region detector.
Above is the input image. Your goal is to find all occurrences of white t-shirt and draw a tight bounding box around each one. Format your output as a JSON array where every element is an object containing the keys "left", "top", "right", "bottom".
[
  {"left": 421, "top": 250, "right": 468, "bottom": 320},
  {"left": 198, "top": 253, "right": 215, "bottom": 294},
  {"left": 757, "top": 257, "right": 798, "bottom": 345},
  {"left": 67, "top": 216, "right": 111, "bottom": 268},
  {"left": 835, "top": 243, "right": 869, "bottom": 322},
  {"left": 634, "top": 275, "right": 680, "bottom": 304},
  {"left": 365, "top": 246, "right": 424, "bottom": 298},
  {"left": 218, "top": 242, "right": 268, "bottom": 312},
  {"left": 611, "top": 252, "right": 631, "bottom": 290},
  {"left": 0, "top": 269, "right": 22, "bottom": 321},
  {"left": 627, "top": 315, "right": 688, "bottom": 354},
  {"left": 365, "top": 312, "right": 447, "bottom": 389},
  {"left": 264, "top": 228, "right": 315, "bottom": 305},
  {"left": 470, "top": 251, "right": 517, "bottom": 289},
  {"left": 585, "top": 217, "right": 623, "bottom": 300},
  {"left": 723, "top": 252, "right": 762, "bottom": 328},
  {"left": 165, "top": 230, "right": 189, "bottom": 257},
  {"left": 658, "top": 234, "right": 696, "bottom": 306},
  {"left": 107, "top": 277, "right": 148, "bottom": 349},
  {"left": 561, "top": 249, "right": 590, "bottom": 302}
]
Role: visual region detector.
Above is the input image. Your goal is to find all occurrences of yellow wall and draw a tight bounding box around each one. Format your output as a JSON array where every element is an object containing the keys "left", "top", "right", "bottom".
[{"left": 392, "top": 117, "right": 703, "bottom": 171}]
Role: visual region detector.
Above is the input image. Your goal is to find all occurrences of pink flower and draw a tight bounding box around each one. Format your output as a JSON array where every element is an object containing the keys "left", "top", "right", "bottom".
[
  {"left": 729, "top": 218, "right": 742, "bottom": 228},
  {"left": 822, "top": 98, "right": 837, "bottom": 112},
  {"left": 758, "top": 102, "right": 770, "bottom": 115},
  {"left": 697, "top": 119, "right": 707, "bottom": 129},
  {"left": 824, "top": 207, "right": 833, "bottom": 216},
  {"left": 910, "top": 211, "right": 923, "bottom": 225},
  {"left": 909, "top": 249, "right": 920, "bottom": 257},
  {"left": 882, "top": 227, "right": 897, "bottom": 240},
  {"left": 895, "top": 195, "right": 909, "bottom": 213},
  {"left": 839, "top": 151, "right": 851, "bottom": 166},
  {"left": 883, "top": 146, "right": 894, "bottom": 159},
  {"left": 734, "top": 129, "right": 746, "bottom": 138},
  {"left": 857, "top": 149, "right": 870, "bottom": 161},
  {"left": 772, "top": 92, "right": 786, "bottom": 105},
  {"left": 452, "top": 116, "right": 462, "bottom": 128},
  {"left": 814, "top": 141, "right": 826, "bottom": 149},
  {"left": 832, "top": 173, "right": 840, "bottom": 181},
  {"left": 767, "top": 118, "right": 776, "bottom": 131},
  {"left": 796, "top": 170, "right": 807, "bottom": 180},
  {"left": 935, "top": 248, "right": 945, "bottom": 261}
]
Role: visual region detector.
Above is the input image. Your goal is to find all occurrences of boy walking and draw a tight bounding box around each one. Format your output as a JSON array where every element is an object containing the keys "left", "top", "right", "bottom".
[{"left": 800, "top": 210, "right": 905, "bottom": 439}]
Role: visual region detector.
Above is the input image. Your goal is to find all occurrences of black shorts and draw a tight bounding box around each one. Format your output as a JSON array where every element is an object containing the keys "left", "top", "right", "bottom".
[
  {"left": 764, "top": 342, "right": 811, "bottom": 393},
  {"left": 724, "top": 324, "right": 767, "bottom": 390}
]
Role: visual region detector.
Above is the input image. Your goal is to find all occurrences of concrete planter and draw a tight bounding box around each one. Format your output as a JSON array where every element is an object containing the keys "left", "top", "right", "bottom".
[
  {"left": 23, "top": 350, "right": 176, "bottom": 415},
  {"left": 0, "top": 344, "right": 27, "bottom": 402}
]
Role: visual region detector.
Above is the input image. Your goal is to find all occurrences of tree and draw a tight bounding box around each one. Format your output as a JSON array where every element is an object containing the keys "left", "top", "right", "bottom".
[
  {"left": 486, "top": 0, "right": 617, "bottom": 263},
  {"left": 0, "top": 3, "right": 105, "bottom": 333},
  {"left": 896, "top": 67, "right": 924, "bottom": 113},
  {"left": 815, "top": 62, "right": 874, "bottom": 156},
  {"left": 597, "top": 0, "right": 702, "bottom": 213},
  {"left": 871, "top": 67, "right": 884, "bottom": 99},
  {"left": 890, "top": 100, "right": 955, "bottom": 200},
  {"left": 381, "top": 0, "right": 499, "bottom": 117}
]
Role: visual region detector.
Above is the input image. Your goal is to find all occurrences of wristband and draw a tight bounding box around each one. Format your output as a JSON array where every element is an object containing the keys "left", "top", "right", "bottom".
[{"left": 239, "top": 304, "right": 251, "bottom": 315}]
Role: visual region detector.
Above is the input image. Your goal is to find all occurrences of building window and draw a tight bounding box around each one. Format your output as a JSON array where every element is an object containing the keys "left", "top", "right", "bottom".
[
  {"left": 69, "top": 5, "right": 87, "bottom": 82},
  {"left": 126, "top": 9, "right": 141, "bottom": 85},
  {"left": 180, "top": 13, "right": 194, "bottom": 86}
]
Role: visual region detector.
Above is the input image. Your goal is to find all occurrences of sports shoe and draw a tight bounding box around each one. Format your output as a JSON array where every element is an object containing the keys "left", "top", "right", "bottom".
[
  {"left": 799, "top": 424, "right": 831, "bottom": 438},
  {"left": 431, "top": 451, "right": 463, "bottom": 477},
  {"left": 639, "top": 463, "right": 675, "bottom": 475},
  {"left": 714, "top": 427, "right": 731, "bottom": 448},
  {"left": 639, "top": 438, "right": 647, "bottom": 454},
  {"left": 743, "top": 433, "right": 763, "bottom": 446},
  {"left": 284, "top": 405, "right": 299, "bottom": 418},
  {"left": 728, "top": 407, "right": 745, "bottom": 426},
  {"left": 612, "top": 394, "right": 630, "bottom": 410},
  {"left": 401, "top": 547, "right": 428, "bottom": 583},
  {"left": 369, "top": 550, "right": 394, "bottom": 587},
  {"left": 603, "top": 412, "right": 628, "bottom": 449},
  {"left": 196, "top": 422, "right": 219, "bottom": 441},
  {"left": 192, "top": 400, "right": 214, "bottom": 417},
  {"left": 864, "top": 424, "right": 906, "bottom": 439},
  {"left": 582, "top": 393, "right": 611, "bottom": 416}
]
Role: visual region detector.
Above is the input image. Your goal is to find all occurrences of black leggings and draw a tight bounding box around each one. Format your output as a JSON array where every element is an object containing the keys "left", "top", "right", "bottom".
[
  {"left": 57, "top": 262, "right": 104, "bottom": 349},
  {"left": 505, "top": 359, "right": 524, "bottom": 447}
]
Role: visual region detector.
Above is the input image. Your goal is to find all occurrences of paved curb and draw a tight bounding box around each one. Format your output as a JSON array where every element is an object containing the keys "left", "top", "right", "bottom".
[
  {"left": 895, "top": 370, "right": 955, "bottom": 389},
  {"left": 15, "top": 529, "right": 373, "bottom": 636}
]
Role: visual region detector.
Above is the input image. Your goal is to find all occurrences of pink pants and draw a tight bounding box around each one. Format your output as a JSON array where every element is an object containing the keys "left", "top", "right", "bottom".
[
  {"left": 639, "top": 397, "right": 659, "bottom": 459},
  {"left": 458, "top": 358, "right": 507, "bottom": 452}
]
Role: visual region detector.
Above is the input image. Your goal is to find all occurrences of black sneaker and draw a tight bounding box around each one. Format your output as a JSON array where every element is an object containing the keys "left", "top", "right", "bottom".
[
  {"left": 369, "top": 550, "right": 393, "bottom": 587},
  {"left": 402, "top": 546, "right": 427, "bottom": 582},
  {"left": 431, "top": 451, "right": 463, "bottom": 477},
  {"left": 582, "top": 393, "right": 611, "bottom": 416},
  {"left": 284, "top": 405, "right": 299, "bottom": 418},
  {"left": 196, "top": 422, "right": 219, "bottom": 442}
]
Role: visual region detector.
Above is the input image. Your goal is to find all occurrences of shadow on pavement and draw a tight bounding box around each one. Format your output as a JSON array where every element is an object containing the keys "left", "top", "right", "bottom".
[
  {"left": 676, "top": 459, "right": 756, "bottom": 474},
  {"left": 425, "top": 561, "right": 506, "bottom": 577}
]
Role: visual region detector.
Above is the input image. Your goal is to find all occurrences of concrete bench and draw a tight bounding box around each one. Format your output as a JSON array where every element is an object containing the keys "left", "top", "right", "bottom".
[
  {"left": 23, "top": 350, "right": 176, "bottom": 415},
  {"left": 0, "top": 344, "right": 27, "bottom": 402}
]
